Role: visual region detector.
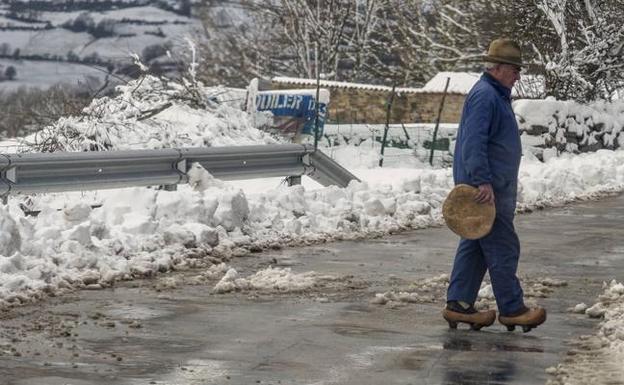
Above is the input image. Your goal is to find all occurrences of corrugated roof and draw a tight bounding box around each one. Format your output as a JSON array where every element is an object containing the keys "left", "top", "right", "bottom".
[
  {"left": 271, "top": 77, "right": 464, "bottom": 94},
  {"left": 274, "top": 72, "right": 544, "bottom": 97},
  {"left": 421, "top": 72, "right": 481, "bottom": 94}
]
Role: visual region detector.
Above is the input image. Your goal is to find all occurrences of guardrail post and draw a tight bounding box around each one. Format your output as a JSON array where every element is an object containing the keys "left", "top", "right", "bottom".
[{"left": 287, "top": 176, "right": 302, "bottom": 186}]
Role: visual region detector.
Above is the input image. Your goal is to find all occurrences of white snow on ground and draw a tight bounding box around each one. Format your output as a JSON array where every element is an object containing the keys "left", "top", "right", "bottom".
[
  {"left": 213, "top": 266, "right": 335, "bottom": 294},
  {"left": 595, "top": 282, "right": 624, "bottom": 360},
  {"left": 514, "top": 98, "right": 624, "bottom": 157},
  {"left": 0, "top": 58, "right": 108, "bottom": 92},
  {"left": 514, "top": 98, "right": 624, "bottom": 134},
  {"left": 2, "top": 71, "right": 624, "bottom": 378},
  {"left": 478, "top": 283, "right": 495, "bottom": 300},
  {"left": 370, "top": 275, "right": 568, "bottom": 309},
  {"left": 548, "top": 281, "right": 624, "bottom": 384},
  {"left": 2, "top": 75, "right": 624, "bottom": 307},
  {"left": 369, "top": 273, "right": 448, "bottom": 307}
]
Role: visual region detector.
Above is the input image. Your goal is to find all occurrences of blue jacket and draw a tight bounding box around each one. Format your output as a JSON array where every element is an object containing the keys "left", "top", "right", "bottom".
[{"left": 453, "top": 73, "right": 522, "bottom": 194}]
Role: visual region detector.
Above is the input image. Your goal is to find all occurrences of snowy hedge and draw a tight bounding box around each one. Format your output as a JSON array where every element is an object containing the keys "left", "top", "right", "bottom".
[
  {"left": 515, "top": 98, "right": 624, "bottom": 159},
  {"left": 25, "top": 74, "right": 279, "bottom": 152}
]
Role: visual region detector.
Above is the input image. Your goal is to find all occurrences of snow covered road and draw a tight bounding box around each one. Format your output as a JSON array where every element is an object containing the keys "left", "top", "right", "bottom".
[{"left": 2, "top": 193, "right": 624, "bottom": 384}]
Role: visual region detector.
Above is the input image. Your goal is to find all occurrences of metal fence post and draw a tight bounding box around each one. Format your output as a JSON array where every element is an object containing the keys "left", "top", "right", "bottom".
[
  {"left": 379, "top": 83, "right": 397, "bottom": 167},
  {"left": 429, "top": 77, "right": 450, "bottom": 166}
]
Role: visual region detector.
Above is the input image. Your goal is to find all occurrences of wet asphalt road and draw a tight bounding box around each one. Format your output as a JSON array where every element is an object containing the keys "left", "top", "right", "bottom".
[{"left": 3, "top": 194, "right": 624, "bottom": 385}]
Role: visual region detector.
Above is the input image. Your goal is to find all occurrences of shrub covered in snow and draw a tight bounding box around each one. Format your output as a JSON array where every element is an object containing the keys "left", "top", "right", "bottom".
[
  {"left": 515, "top": 98, "right": 624, "bottom": 158},
  {"left": 25, "top": 73, "right": 279, "bottom": 152}
]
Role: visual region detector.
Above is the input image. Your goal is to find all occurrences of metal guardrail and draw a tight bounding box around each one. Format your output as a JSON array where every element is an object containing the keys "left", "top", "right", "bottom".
[
  {"left": 0, "top": 144, "right": 360, "bottom": 196},
  {"left": 307, "top": 149, "right": 359, "bottom": 188}
]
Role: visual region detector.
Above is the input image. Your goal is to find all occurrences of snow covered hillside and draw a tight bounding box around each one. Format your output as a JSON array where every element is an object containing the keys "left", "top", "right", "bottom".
[{"left": 0, "top": 1, "right": 199, "bottom": 89}]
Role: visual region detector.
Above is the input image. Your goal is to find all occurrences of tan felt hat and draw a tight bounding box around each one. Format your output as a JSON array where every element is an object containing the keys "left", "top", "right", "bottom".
[
  {"left": 443, "top": 184, "right": 496, "bottom": 240},
  {"left": 483, "top": 38, "right": 524, "bottom": 67}
]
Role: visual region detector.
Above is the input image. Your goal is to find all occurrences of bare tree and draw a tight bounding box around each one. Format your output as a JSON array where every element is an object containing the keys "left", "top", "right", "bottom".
[
  {"left": 196, "top": 0, "right": 288, "bottom": 87},
  {"left": 504, "top": 0, "right": 624, "bottom": 101},
  {"left": 197, "top": 0, "right": 388, "bottom": 85},
  {"left": 196, "top": 0, "right": 623, "bottom": 99},
  {"left": 342, "top": 1, "right": 386, "bottom": 81},
  {"left": 376, "top": 0, "right": 506, "bottom": 86},
  {"left": 0, "top": 79, "right": 104, "bottom": 139},
  {"left": 278, "top": 0, "right": 352, "bottom": 79}
]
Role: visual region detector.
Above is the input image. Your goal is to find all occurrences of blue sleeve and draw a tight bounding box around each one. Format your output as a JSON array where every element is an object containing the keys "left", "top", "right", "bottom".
[{"left": 460, "top": 91, "right": 493, "bottom": 186}]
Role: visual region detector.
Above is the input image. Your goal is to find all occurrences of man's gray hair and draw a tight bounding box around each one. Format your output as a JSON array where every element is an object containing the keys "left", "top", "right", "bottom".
[{"left": 484, "top": 61, "right": 500, "bottom": 70}]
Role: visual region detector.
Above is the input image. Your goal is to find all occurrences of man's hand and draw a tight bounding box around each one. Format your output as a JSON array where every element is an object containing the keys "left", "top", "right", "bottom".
[{"left": 475, "top": 183, "right": 495, "bottom": 205}]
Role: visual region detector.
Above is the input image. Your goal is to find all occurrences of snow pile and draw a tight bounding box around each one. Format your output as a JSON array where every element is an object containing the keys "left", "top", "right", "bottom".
[
  {"left": 370, "top": 273, "right": 448, "bottom": 306},
  {"left": 369, "top": 273, "right": 567, "bottom": 308},
  {"left": 25, "top": 74, "right": 278, "bottom": 152},
  {"left": 370, "top": 291, "right": 420, "bottom": 306},
  {"left": 476, "top": 278, "right": 567, "bottom": 310},
  {"left": 518, "top": 150, "right": 624, "bottom": 209},
  {"left": 3, "top": 141, "right": 624, "bottom": 306},
  {"left": 478, "top": 284, "right": 495, "bottom": 300},
  {"left": 547, "top": 280, "right": 624, "bottom": 385},
  {"left": 515, "top": 98, "right": 624, "bottom": 156},
  {"left": 582, "top": 281, "right": 624, "bottom": 321},
  {"left": 213, "top": 266, "right": 332, "bottom": 293},
  {"left": 0, "top": 163, "right": 443, "bottom": 306}
]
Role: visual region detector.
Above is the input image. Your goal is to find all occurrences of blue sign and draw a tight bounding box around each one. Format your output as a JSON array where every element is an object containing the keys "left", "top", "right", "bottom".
[{"left": 255, "top": 93, "right": 326, "bottom": 136}]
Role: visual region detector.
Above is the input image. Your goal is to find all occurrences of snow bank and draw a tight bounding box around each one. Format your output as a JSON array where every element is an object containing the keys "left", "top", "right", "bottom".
[
  {"left": 213, "top": 266, "right": 334, "bottom": 293},
  {"left": 515, "top": 98, "right": 624, "bottom": 156},
  {"left": 3, "top": 145, "right": 624, "bottom": 307},
  {"left": 548, "top": 280, "right": 624, "bottom": 384},
  {"left": 518, "top": 150, "right": 624, "bottom": 208}
]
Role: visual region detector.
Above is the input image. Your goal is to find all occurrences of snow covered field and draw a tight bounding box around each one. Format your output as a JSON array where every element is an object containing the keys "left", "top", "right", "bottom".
[
  {"left": 0, "top": 3, "right": 200, "bottom": 90},
  {"left": 1, "top": 72, "right": 624, "bottom": 381},
  {"left": 0, "top": 58, "right": 107, "bottom": 91}
]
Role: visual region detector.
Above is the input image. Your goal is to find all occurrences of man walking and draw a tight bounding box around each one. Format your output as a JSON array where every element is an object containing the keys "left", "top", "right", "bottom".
[{"left": 442, "top": 38, "right": 546, "bottom": 332}]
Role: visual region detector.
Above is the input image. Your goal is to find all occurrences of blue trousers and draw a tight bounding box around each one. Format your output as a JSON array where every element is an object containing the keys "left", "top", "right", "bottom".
[{"left": 446, "top": 183, "right": 525, "bottom": 316}]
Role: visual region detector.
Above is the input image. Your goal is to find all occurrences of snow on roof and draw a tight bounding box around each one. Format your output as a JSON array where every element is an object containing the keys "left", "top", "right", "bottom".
[
  {"left": 273, "top": 77, "right": 406, "bottom": 92},
  {"left": 273, "top": 73, "right": 543, "bottom": 97},
  {"left": 421, "top": 72, "right": 481, "bottom": 94},
  {"left": 271, "top": 77, "right": 463, "bottom": 94},
  {"left": 423, "top": 71, "right": 545, "bottom": 98}
]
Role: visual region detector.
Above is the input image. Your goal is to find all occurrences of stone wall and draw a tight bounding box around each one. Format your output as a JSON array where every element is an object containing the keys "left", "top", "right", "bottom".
[
  {"left": 270, "top": 82, "right": 466, "bottom": 124},
  {"left": 514, "top": 99, "right": 624, "bottom": 159},
  {"left": 394, "top": 92, "right": 465, "bottom": 124}
]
